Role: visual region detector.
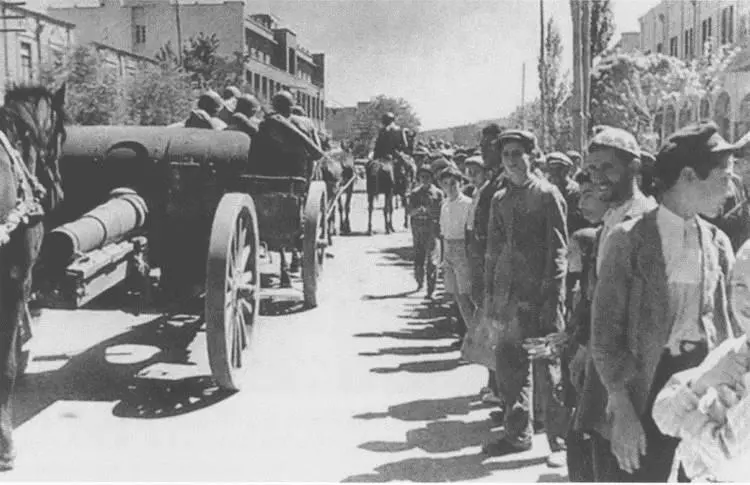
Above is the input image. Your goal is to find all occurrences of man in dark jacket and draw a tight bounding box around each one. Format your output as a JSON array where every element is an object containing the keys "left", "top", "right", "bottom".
[
  {"left": 546, "top": 151, "right": 587, "bottom": 235},
  {"left": 373, "top": 112, "right": 408, "bottom": 160},
  {"left": 225, "top": 94, "right": 261, "bottom": 138}
]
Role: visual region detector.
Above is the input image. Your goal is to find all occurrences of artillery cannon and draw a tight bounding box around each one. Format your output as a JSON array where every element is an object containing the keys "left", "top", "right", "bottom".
[{"left": 38, "top": 125, "right": 329, "bottom": 391}]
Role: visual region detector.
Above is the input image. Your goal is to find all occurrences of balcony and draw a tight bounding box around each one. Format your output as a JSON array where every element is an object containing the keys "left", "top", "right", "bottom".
[{"left": 245, "top": 16, "right": 276, "bottom": 42}]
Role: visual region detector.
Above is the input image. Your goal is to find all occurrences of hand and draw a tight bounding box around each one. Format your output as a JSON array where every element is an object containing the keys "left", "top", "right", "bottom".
[
  {"left": 692, "top": 345, "right": 750, "bottom": 396},
  {"left": 608, "top": 395, "right": 646, "bottom": 474},
  {"left": 569, "top": 345, "right": 588, "bottom": 390}
]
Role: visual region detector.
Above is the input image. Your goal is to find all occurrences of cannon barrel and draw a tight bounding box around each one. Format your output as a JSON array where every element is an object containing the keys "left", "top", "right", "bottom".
[{"left": 46, "top": 188, "right": 148, "bottom": 266}]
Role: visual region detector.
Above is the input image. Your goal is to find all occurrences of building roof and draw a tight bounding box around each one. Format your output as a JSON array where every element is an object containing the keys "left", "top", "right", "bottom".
[
  {"left": 91, "top": 41, "right": 157, "bottom": 64},
  {"left": 4, "top": 2, "right": 76, "bottom": 28}
]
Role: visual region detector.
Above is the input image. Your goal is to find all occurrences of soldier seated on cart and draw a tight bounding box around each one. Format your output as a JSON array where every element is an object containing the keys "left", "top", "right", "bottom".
[
  {"left": 225, "top": 94, "right": 262, "bottom": 138},
  {"left": 249, "top": 91, "right": 324, "bottom": 180},
  {"left": 184, "top": 91, "right": 227, "bottom": 130}
]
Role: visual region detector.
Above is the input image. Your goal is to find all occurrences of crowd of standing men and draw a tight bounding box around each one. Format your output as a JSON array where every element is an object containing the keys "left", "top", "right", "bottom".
[{"left": 397, "top": 119, "right": 750, "bottom": 482}]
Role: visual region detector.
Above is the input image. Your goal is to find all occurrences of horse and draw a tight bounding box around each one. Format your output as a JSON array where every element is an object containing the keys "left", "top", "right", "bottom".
[
  {"left": 366, "top": 156, "right": 396, "bottom": 235},
  {"left": 325, "top": 144, "right": 355, "bottom": 235},
  {"left": 392, "top": 151, "right": 416, "bottom": 229},
  {"left": 0, "top": 83, "right": 67, "bottom": 468}
]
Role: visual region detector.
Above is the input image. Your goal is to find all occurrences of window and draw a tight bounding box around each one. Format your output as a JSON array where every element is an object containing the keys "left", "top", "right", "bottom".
[
  {"left": 684, "top": 29, "right": 695, "bottom": 59},
  {"left": 20, "top": 42, "right": 32, "bottom": 82},
  {"left": 669, "top": 36, "right": 678, "bottom": 56},
  {"left": 656, "top": 42, "right": 663, "bottom": 53},
  {"left": 135, "top": 25, "right": 146, "bottom": 44},
  {"left": 261, "top": 77, "right": 268, "bottom": 98},
  {"left": 702, "top": 17, "right": 713, "bottom": 48},
  {"left": 254, "top": 73, "right": 260, "bottom": 92},
  {"left": 723, "top": 6, "right": 735, "bottom": 44}
]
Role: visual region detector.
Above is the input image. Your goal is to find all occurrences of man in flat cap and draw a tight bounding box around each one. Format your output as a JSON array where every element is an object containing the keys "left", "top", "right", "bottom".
[
  {"left": 566, "top": 150, "right": 583, "bottom": 170},
  {"left": 482, "top": 129, "right": 569, "bottom": 463},
  {"left": 408, "top": 164, "right": 444, "bottom": 299},
  {"left": 546, "top": 151, "right": 587, "bottom": 235},
  {"left": 584, "top": 122, "right": 738, "bottom": 481},
  {"left": 702, "top": 130, "right": 750, "bottom": 252},
  {"left": 373, "top": 112, "right": 408, "bottom": 161}
]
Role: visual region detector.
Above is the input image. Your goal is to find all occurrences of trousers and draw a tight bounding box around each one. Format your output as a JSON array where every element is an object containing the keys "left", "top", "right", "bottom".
[
  {"left": 411, "top": 224, "right": 439, "bottom": 292},
  {"left": 592, "top": 345, "right": 707, "bottom": 482}
]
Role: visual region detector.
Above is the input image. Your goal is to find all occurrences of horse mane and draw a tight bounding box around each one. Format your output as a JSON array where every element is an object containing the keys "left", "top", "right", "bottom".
[{"left": 3, "top": 83, "right": 69, "bottom": 124}]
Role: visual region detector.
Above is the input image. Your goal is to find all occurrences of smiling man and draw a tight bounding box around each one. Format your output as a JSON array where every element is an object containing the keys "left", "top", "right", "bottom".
[
  {"left": 583, "top": 122, "right": 740, "bottom": 482},
  {"left": 482, "top": 129, "right": 569, "bottom": 464}
]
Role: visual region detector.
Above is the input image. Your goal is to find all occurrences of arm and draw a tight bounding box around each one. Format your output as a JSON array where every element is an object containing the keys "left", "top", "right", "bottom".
[
  {"left": 485, "top": 196, "right": 501, "bottom": 289},
  {"left": 590, "top": 226, "right": 639, "bottom": 396},
  {"left": 653, "top": 343, "right": 750, "bottom": 472},
  {"left": 542, "top": 189, "right": 568, "bottom": 331}
]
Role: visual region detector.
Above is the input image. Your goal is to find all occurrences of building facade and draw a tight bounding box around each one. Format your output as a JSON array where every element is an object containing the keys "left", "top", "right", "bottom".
[
  {"left": 0, "top": 1, "right": 75, "bottom": 98},
  {"left": 639, "top": 0, "right": 750, "bottom": 141},
  {"left": 49, "top": 1, "right": 327, "bottom": 129},
  {"left": 616, "top": 32, "right": 640, "bottom": 53}
]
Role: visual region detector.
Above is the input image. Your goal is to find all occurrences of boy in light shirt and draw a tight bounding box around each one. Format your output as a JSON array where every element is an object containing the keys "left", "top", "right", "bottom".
[{"left": 438, "top": 167, "right": 475, "bottom": 333}]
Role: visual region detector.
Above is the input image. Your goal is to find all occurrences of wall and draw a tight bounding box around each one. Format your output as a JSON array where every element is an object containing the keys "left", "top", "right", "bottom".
[{"left": 0, "top": 4, "right": 75, "bottom": 98}]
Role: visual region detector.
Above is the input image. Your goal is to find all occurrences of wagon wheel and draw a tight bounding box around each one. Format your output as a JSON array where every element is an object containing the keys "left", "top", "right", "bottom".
[
  {"left": 205, "top": 193, "right": 260, "bottom": 391},
  {"left": 303, "top": 181, "right": 327, "bottom": 308}
]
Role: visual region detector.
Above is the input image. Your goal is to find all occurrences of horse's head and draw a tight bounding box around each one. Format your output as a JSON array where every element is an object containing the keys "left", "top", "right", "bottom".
[{"left": 1, "top": 83, "right": 67, "bottom": 211}]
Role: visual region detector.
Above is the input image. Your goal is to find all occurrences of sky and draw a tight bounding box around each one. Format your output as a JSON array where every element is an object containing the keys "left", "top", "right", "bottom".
[
  {"left": 30, "top": 0, "right": 663, "bottom": 130},
  {"left": 255, "top": 0, "right": 663, "bottom": 129}
]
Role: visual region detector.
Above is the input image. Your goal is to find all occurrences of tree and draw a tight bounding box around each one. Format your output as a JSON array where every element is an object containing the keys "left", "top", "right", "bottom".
[
  {"left": 158, "top": 34, "right": 248, "bottom": 92},
  {"left": 350, "top": 95, "right": 421, "bottom": 157},
  {"left": 590, "top": 0, "right": 615, "bottom": 62},
  {"left": 41, "top": 45, "right": 124, "bottom": 125},
  {"left": 538, "top": 18, "right": 573, "bottom": 151},
  {"left": 122, "top": 61, "right": 194, "bottom": 125},
  {"left": 589, "top": 45, "right": 739, "bottom": 146}
]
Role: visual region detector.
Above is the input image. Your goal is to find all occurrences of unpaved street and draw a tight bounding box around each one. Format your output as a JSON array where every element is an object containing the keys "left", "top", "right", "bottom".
[{"left": 5, "top": 194, "right": 566, "bottom": 482}]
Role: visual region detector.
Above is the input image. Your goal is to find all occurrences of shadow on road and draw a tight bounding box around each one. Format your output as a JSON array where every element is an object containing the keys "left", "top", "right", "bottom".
[
  {"left": 13, "top": 309, "right": 233, "bottom": 427},
  {"left": 353, "top": 394, "right": 493, "bottom": 422},
  {"left": 358, "top": 342, "right": 459, "bottom": 357},
  {"left": 370, "top": 358, "right": 467, "bottom": 374},
  {"left": 341, "top": 453, "right": 549, "bottom": 482}
]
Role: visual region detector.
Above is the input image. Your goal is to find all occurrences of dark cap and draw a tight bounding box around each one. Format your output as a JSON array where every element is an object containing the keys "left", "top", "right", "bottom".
[
  {"left": 197, "top": 90, "right": 224, "bottom": 114},
  {"left": 482, "top": 123, "right": 503, "bottom": 137},
  {"left": 417, "top": 164, "right": 433, "bottom": 176},
  {"left": 438, "top": 166, "right": 463, "bottom": 180},
  {"left": 565, "top": 150, "right": 582, "bottom": 161},
  {"left": 431, "top": 157, "right": 457, "bottom": 174},
  {"left": 382, "top": 112, "right": 395, "bottom": 123},
  {"left": 497, "top": 129, "right": 537, "bottom": 153},
  {"left": 222, "top": 86, "right": 241, "bottom": 99},
  {"left": 464, "top": 155, "right": 485, "bottom": 168},
  {"left": 546, "top": 151, "right": 573, "bottom": 168},
  {"left": 588, "top": 126, "right": 640, "bottom": 158},
  {"left": 234, "top": 94, "right": 260, "bottom": 117},
  {"left": 656, "top": 121, "right": 736, "bottom": 184}
]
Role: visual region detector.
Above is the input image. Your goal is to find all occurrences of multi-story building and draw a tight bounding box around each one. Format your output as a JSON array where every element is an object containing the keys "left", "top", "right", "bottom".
[
  {"left": 639, "top": 0, "right": 750, "bottom": 141},
  {"left": 0, "top": 1, "right": 75, "bottom": 98},
  {"left": 616, "top": 32, "right": 640, "bottom": 53},
  {"left": 49, "top": 0, "right": 327, "bottom": 130}
]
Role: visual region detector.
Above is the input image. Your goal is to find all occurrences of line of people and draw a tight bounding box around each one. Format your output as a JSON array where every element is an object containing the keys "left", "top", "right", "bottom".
[{"left": 407, "top": 120, "right": 750, "bottom": 482}]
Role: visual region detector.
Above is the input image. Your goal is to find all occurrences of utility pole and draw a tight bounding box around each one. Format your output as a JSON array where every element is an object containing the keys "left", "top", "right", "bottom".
[
  {"left": 174, "top": 0, "right": 183, "bottom": 64},
  {"left": 521, "top": 61, "right": 526, "bottom": 129},
  {"left": 538, "top": 0, "right": 547, "bottom": 150},
  {"left": 581, "top": 0, "right": 591, "bottom": 141},
  {"left": 570, "top": 0, "right": 584, "bottom": 153}
]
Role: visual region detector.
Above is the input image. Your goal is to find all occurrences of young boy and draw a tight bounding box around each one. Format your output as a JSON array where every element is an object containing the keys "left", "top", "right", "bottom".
[
  {"left": 408, "top": 164, "right": 444, "bottom": 298},
  {"left": 438, "top": 167, "right": 474, "bottom": 332}
]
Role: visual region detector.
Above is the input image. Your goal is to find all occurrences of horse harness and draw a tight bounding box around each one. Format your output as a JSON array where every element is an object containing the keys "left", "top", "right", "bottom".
[{"left": 0, "top": 130, "right": 46, "bottom": 246}]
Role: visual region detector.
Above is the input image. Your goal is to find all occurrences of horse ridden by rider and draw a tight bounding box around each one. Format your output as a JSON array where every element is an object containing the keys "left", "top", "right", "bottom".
[
  {"left": 366, "top": 112, "right": 415, "bottom": 234},
  {"left": 0, "top": 83, "right": 67, "bottom": 471}
]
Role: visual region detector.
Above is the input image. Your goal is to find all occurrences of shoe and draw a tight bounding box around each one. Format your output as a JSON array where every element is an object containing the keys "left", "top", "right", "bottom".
[
  {"left": 0, "top": 456, "right": 14, "bottom": 472},
  {"left": 482, "top": 438, "right": 532, "bottom": 456},
  {"left": 546, "top": 450, "right": 566, "bottom": 468},
  {"left": 416, "top": 280, "right": 424, "bottom": 291},
  {"left": 481, "top": 392, "right": 504, "bottom": 405}
]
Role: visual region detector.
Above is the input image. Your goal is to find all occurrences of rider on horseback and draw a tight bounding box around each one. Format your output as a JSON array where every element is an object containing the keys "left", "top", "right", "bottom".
[{"left": 373, "top": 112, "right": 408, "bottom": 161}]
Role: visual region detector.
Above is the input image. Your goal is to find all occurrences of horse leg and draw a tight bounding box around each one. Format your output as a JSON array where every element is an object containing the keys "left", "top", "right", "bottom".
[
  {"left": 403, "top": 195, "right": 409, "bottom": 229},
  {"left": 344, "top": 189, "right": 353, "bottom": 234},
  {"left": 279, "top": 249, "right": 291, "bottom": 288},
  {"left": 384, "top": 194, "right": 393, "bottom": 234},
  {"left": 290, "top": 248, "right": 300, "bottom": 273},
  {"left": 367, "top": 193, "right": 374, "bottom": 235}
]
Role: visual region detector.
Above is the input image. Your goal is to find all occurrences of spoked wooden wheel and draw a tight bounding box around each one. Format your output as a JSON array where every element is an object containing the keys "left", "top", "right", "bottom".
[
  {"left": 206, "top": 193, "right": 259, "bottom": 391},
  {"left": 303, "top": 181, "right": 327, "bottom": 308}
]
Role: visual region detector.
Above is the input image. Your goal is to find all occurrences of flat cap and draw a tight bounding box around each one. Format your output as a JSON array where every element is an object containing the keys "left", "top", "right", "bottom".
[
  {"left": 498, "top": 129, "right": 537, "bottom": 153},
  {"left": 222, "top": 86, "right": 241, "bottom": 99},
  {"left": 565, "top": 150, "right": 582, "bottom": 161},
  {"left": 438, "top": 166, "right": 463, "bottom": 180},
  {"left": 464, "top": 155, "right": 485, "bottom": 168},
  {"left": 430, "top": 157, "right": 458, "bottom": 174},
  {"left": 546, "top": 151, "right": 573, "bottom": 167},
  {"left": 417, "top": 164, "right": 434, "bottom": 176},
  {"left": 657, "top": 122, "right": 736, "bottom": 172},
  {"left": 588, "top": 126, "right": 640, "bottom": 158}
]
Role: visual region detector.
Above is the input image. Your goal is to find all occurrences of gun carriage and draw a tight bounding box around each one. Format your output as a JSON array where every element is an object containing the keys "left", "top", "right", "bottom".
[{"left": 39, "top": 126, "right": 328, "bottom": 390}]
